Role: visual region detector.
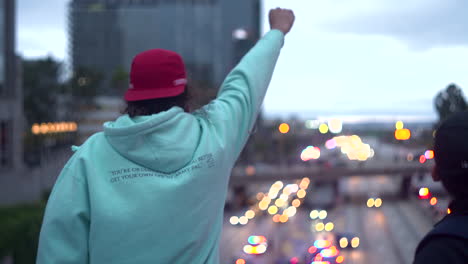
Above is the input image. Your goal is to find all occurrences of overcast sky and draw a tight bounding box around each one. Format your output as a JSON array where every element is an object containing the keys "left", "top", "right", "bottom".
[{"left": 16, "top": 0, "right": 468, "bottom": 121}]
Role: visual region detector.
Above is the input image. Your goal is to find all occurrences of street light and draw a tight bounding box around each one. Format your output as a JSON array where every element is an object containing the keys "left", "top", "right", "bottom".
[
  {"left": 278, "top": 123, "right": 290, "bottom": 134},
  {"left": 395, "top": 128, "right": 411, "bottom": 140},
  {"left": 232, "top": 28, "right": 249, "bottom": 40}
]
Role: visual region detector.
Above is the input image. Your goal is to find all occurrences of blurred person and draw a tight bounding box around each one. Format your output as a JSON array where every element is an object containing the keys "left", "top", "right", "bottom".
[
  {"left": 36, "top": 8, "right": 295, "bottom": 264},
  {"left": 414, "top": 111, "right": 468, "bottom": 264}
]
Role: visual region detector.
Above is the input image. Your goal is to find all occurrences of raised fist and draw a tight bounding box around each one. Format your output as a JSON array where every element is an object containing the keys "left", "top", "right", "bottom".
[{"left": 269, "top": 8, "right": 295, "bottom": 35}]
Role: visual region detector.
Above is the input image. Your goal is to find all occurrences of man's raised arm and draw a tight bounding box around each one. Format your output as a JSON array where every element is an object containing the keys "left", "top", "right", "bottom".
[{"left": 198, "top": 8, "right": 295, "bottom": 158}]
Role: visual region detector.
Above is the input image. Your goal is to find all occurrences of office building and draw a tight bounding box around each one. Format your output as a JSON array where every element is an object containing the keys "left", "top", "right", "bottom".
[
  {"left": 69, "top": 0, "right": 260, "bottom": 94},
  {"left": 0, "top": 0, "right": 22, "bottom": 171}
]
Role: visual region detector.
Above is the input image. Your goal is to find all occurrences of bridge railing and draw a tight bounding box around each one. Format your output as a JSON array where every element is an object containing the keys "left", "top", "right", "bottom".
[{"left": 230, "top": 163, "right": 431, "bottom": 185}]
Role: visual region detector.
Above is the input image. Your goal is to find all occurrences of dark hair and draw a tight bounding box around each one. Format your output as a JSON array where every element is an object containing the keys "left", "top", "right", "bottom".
[
  {"left": 434, "top": 111, "right": 468, "bottom": 199},
  {"left": 124, "top": 89, "right": 190, "bottom": 117},
  {"left": 438, "top": 170, "right": 468, "bottom": 199}
]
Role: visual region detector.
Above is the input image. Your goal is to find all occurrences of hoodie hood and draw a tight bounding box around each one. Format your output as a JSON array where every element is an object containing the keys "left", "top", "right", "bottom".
[{"left": 104, "top": 107, "right": 200, "bottom": 173}]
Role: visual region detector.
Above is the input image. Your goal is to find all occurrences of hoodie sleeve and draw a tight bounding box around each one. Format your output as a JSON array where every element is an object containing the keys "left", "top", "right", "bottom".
[
  {"left": 198, "top": 29, "right": 284, "bottom": 160},
  {"left": 36, "top": 165, "right": 90, "bottom": 264}
]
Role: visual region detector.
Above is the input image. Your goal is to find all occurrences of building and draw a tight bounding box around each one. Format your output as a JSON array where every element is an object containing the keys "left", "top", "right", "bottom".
[
  {"left": 0, "top": 0, "right": 33, "bottom": 205},
  {"left": 69, "top": 0, "right": 261, "bottom": 94},
  {"left": 0, "top": 0, "right": 22, "bottom": 171},
  {"left": 78, "top": 96, "right": 124, "bottom": 143}
]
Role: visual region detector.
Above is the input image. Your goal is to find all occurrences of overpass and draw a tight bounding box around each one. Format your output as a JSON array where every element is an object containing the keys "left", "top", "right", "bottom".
[{"left": 229, "top": 163, "right": 431, "bottom": 186}]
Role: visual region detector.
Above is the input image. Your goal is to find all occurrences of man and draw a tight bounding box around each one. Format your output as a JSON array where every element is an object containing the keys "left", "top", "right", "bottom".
[
  {"left": 36, "top": 8, "right": 295, "bottom": 264},
  {"left": 414, "top": 111, "right": 468, "bottom": 264}
]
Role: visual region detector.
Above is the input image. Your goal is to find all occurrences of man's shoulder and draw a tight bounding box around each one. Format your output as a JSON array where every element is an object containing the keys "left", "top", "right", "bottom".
[
  {"left": 414, "top": 215, "right": 468, "bottom": 264},
  {"left": 414, "top": 235, "right": 468, "bottom": 264},
  {"left": 65, "top": 132, "right": 106, "bottom": 167},
  {"left": 421, "top": 235, "right": 468, "bottom": 247}
]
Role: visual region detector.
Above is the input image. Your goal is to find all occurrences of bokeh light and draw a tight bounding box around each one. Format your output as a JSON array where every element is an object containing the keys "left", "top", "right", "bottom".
[
  {"left": 305, "top": 120, "right": 320, "bottom": 129},
  {"left": 268, "top": 205, "right": 278, "bottom": 215},
  {"left": 325, "top": 138, "right": 337, "bottom": 149},
  {"left": 331, "top": 135, "right": 374, "bottom": 161},
  {"left": 314, "top": 240, "right": 331, "bottom": 248},
  {"left": 425, "top": 150, "right": 434, "bottom": 160},
  {"left": 339, "top": 237, "right": 348, "bottom": 248},
  {"left": 328, "top": 118, "right": 343, "bottom": 134},
  {"left": 419, "top": 187, "right": 430, "bottom": 199},
  {"left": 325, "top": 222, "right": 334, "bottom": 231},
  {"left": 297, "top": 189, "right": 306, "bottom": 199},
  {"left": 279, "top": 214, "right": 289, "bottom": 223},
  {"left": 315, "top": 222, "right": 325, "bottom": 232},
  {"left": 292, "top": 199, "right": 301, "bottom": 207},
  {"left": 285, "top": 206, "right": 297, "bottom": 217},
  {"left": 310, "top": 210, "right": 319, "bottom": 219},
  {"left": 395, "top": 121, "right": 404, "bottom": 130},
  {"left": 318, "top": 210, "right": 327, "bottom": 220},
  {"left": 300, "top": 177, "right": 310, "bottom": 189},
  {"left": 259, "top": 200, "right": 269, "bottom": 210},
  {"left": 275, "top": 199, "right": 286, "bottom": 208},
  {"left": 256, "top": 244, "right": 267, "bottom": 254},
  {"left": 236, "top": 259, "right": 246, "bottom": 264},
  {"left": 374, "top": 198, "right": 382, "bottom": 208},
  {"left": 239, "top": 216, "right": 248, "bottom": 225},
  {"left": 351, "top": 237, "right": 360, "bottom": 248},
  {"left": 395, "top": 128, "right": 411, "bottom": 140},
  {"left": 279, "top": 123, "right": 290, "bottom": 134},
  {"left": 245, "top": 210, "right": 255, "bottom": 219},
  {"left": 301, "top": 146, "right": 321, "bottom": 161},
  {"left": 245, "top": 165, "right": 256, "bottom": 176},
  {"left": 319, "top": 123, "right": 329, "bottom": 134},
  {"left": 248, "top": 236, "right": 266, "bottom": 245},
  {"left": 308, "top": 246, "right": 317, "bottom": 254},
  {"left": 272, "top": 214, "right": 281, "bottom": 222},
  {"left": 256, "top": 192, "right": 264, "bottom": 200},
  {"left": 290, "top": 257, "right": 299, "bottom": 264},
  {"left": 243, "top": 245, "right": 253, "bottom": 254},
  {"left": 320, "top": 246, "right": 339, "bottom": 257},
  {"left": 32, "top": 122, "right": 78, "bottom": 135},
  {"left": 230, "top": 216, "right": 239, "bottom": 225},
  {"left": 419, "top": 155, "right": 426, "bottom": 164}
]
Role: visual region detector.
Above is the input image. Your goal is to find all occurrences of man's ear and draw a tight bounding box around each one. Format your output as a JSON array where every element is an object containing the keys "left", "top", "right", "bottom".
[{"left": 432, "top": 165, "right": 440, "bottom": 182}]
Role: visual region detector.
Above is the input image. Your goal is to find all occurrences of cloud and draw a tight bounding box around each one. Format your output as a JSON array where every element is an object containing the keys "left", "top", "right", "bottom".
[
  {"left": 17, "top": 0, "right": 67, "bottom": 59},
  {"left": 17, "top": 0, "right": 67, "bottom": 28},
  {"left": 320, "top": 0, "right": 468, "bottom": 50}
]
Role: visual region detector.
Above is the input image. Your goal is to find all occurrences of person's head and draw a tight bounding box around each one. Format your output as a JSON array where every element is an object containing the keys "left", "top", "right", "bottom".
[
  {"left": 432, "top": 111, "right": 468, "bottom": 199},
  {"left": 123, "top": 49, "right": 190, "bottom": 117}
]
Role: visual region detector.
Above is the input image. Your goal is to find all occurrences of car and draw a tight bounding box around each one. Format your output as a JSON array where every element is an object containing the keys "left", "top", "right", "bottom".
[
  {"left": 334, "top": 233, "right": 360, "bottom": 250},
  {"left": 232, "top": 236, "right": 268, "bottom": 264},
  {"left": 304, "top": 239, "right": 345, "bottom": 264},
  {"left": 243, "top": 235, "right": 268, "bottom": 255},
  {"left": 304, "top": 183, "right": 336, "bottom": 210}
]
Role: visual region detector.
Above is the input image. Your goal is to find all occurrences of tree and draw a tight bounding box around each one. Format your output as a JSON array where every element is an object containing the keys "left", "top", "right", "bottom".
[
  {"left": 434, "top": 83, "right": 467, "bottom": 124},
  {"left": 22, "top": 57, "right": 64, "bottom": 166},
  {"left": 70, "top": 66, "right": 103, "bottom": 103},
  {"left": 111, "top": 67, "right": 129, "bottom": 96},
  {"left": 22, "top": 57, "right": 62, "bottom": 126}
]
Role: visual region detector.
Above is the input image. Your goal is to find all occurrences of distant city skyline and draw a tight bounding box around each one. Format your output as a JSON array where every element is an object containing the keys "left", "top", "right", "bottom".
[{"left": 16, "top": 0, "right": 468, "bottom": 120}]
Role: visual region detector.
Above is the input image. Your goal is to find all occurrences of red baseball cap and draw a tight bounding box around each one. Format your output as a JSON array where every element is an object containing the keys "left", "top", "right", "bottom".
[{"left": 124, "top": 49, "right": 187, "bottom": 101}]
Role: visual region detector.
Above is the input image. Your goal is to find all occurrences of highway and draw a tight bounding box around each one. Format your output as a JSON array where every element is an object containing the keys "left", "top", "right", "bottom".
[{"left": 220, "top": 176, "right": 437, "bottom": 264}]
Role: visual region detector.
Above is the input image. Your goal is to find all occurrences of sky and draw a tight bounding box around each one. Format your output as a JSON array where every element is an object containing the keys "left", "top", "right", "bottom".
[{"left": 16, "top": 0, "right": 468, "bottom": 121}]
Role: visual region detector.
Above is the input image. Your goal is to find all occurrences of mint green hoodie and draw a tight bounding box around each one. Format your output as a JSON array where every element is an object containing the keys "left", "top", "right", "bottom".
[{"left": 37, "top": 30, "right": 284, "bottom": 264}]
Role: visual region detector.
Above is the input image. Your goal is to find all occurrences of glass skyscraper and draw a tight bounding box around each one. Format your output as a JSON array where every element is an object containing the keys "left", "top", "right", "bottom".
[{"left": 69, "top": 0, "right": 260, "bottom": 94}]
